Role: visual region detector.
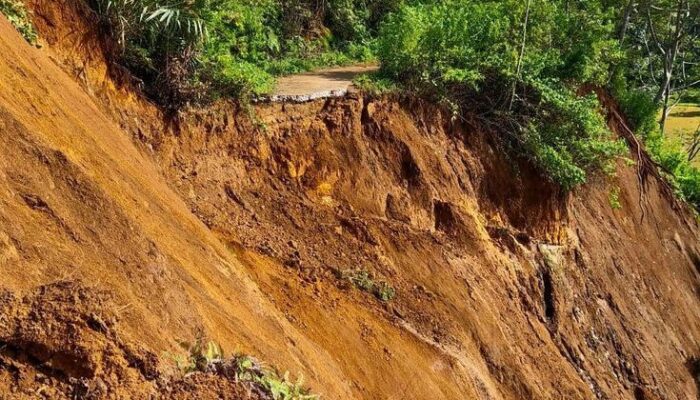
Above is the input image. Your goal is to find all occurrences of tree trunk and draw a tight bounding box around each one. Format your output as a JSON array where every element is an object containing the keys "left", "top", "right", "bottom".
[
  {"left": 618, "top": 0, "right": 635, "bottom": 43},
  {"left": 660, "top": 83, "right": 672, "bottom": 134},
  {"left": 509, "top": 0, "right": 531, "bottom": 110}
]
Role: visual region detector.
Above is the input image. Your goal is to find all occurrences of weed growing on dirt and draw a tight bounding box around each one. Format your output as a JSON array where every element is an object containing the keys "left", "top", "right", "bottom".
[
  {"left": 173, "top": 335, "right": 224, "bottom": 374},
  {"left": 608, "top": 187, "right": 622, "bottom": 210},
  {"left": 341, "top": 269, "right": 396, "bottom": 302},
  {"left": 374, "top": 281, "right": 396, "bottom": 302},
  {"left": 171, "top": 333, "right": 317, "bottom": 400},
  {"left": 0, "top": 0, "right": 38, "bottom": 44},
  {"left": 233, "top": 355, "right": 317, "bottom": 400},
  {"left": 353, "top": 73, "right": 398, "bottom": 96}
]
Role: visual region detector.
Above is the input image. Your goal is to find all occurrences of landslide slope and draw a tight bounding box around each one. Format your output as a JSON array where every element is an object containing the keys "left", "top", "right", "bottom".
[
  {"left": 0, "top": 14, "right": 356, "bottom": 399},
  {"left": 1, "top": 2, "right": 700, "bottom": 399}
]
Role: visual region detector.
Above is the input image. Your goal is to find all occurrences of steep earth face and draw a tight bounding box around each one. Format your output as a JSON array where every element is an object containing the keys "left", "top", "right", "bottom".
[
  {"left": 145, "top": 97, "right": 700, "bottom": 400},
  {"left": 1, "top": 2, "right": 699, "bottom": 399}
]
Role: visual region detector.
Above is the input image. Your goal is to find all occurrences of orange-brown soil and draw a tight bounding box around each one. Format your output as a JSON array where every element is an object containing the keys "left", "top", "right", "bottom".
[{"left": 0, "top": 1, "right": 699, "bottom": 399}]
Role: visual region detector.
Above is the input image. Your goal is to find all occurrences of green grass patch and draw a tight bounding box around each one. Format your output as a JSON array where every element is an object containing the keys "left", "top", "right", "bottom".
[{"left": 353, "top": 72, "right": 398, "bottom": 96}]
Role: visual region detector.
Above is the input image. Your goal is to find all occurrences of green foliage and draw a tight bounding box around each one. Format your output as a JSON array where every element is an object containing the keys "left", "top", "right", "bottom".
[
  {"left": 172, "top": 334, "right": 224, "bottom": 374},
  {"left": 523, "top": 79, "right": 627, "bottom": 190},
  {"left": 325, "top": 0, "right": 404, "bottom": 43},
  {"left": 87, "top": 0, "right": 389, "bottom": 103},
  {"left": 609, "top": 186, "right": 622, "bottom": 210},
  {"left": 353, "top": 73, "right": 398, "bottom": 96},
  {"left": 234, "top": 355, "right": 317, "bottom": 400},
  {"left": 171, "top": 334, "right": 317, "bottom": 400},
  {"left": 684, "top": 88, "right": 700, "bottom": 104},
  {"left": 612, "top": 84, "right": 659, "bottom": 138},
  {"left": 342, "top": 269, "right": 396, "bottom": 302},
  {"left": 645, "top": 129, "right": 700, "bottom": 209},
  {"left": 90, "top": 0, "right": 211, "bottom": 105},
  {"left": 374, "top": 281, "right": 396, "bottom": 302},
  {"left": 376, "top": 0, "right": 625, "bottom": 190},
  {"left": 0, "top": 0, "right": 38, "bottom": 44},
  {"left": 614, "top": 81, "right": 700, "bottom": 210}
]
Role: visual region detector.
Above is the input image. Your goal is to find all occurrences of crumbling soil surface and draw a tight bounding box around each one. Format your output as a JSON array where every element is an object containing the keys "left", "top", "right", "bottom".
[
  {"left": 146, "top": 96, "right": 700, "bottom": 400},
  {"left": 1, "top": 1, "right": 700, "bottom": 399},
  {"left": 0, "top": 281, "right": 160, "bottom": 399},
  {"left": 0, "top": 281, "right": 273, "bottom": 400}
]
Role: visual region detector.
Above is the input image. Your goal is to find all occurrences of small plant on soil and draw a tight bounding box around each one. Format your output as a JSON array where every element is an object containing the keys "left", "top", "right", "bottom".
[
  {"left": 0, "top": 0, "right": 38, "bottom": 44},
  {"left": 173, "top": 334, "right": 224, "bottom": 374},
  {"left": 374, "top": 281, "right": 396, "bottom": 302},
  {"left": 233, "top": 355, "right": 317, "bottom": 400},
  {"left": 172, "top": 332, "right": 317, "bottom": 400},
  {"left": 608, "top": 186, "right": 622, "bottom": 210},
  {"left": 341, "top": 269, "right": 396, "bottom": 302}
]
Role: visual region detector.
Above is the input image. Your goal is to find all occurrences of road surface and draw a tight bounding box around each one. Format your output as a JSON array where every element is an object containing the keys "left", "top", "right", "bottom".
[{"left": 262, "top": 64, "right": 379, "bottom": 103}]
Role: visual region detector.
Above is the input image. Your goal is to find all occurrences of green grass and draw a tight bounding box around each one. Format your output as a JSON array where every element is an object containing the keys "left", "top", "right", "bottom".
[
  {"left": 353, "top": 73, "right": 398, "bottom": 96},
  {"left": 664, "top": 103, "right": 700, "bottom": 167}
]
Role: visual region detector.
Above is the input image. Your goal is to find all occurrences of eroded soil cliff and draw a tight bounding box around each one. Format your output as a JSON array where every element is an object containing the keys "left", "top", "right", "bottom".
[{"left": 0, "top": 2, "right": 699, "bottom": 399}]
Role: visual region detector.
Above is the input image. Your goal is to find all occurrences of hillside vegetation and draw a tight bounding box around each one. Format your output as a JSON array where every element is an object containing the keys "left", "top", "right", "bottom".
[
  {"left": 87, "top": 0, "right": 387, "bottom": 103},
  {"left": 1, "top": 1, "right": 700, "bottom": 399},
  {"left": 21, "top": 0, "right": 690, "bottom": 207},
  {"left": 2, "top": 0, "right": 699, "bottom": 201}
]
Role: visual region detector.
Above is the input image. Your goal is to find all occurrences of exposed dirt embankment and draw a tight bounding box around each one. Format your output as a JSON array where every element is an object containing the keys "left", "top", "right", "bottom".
[
  {"left": 144, "top": 95, "right": 700, "bottom": 400},
  {"left": 1, "top": 1, "right": 699, "bottom": 399}
]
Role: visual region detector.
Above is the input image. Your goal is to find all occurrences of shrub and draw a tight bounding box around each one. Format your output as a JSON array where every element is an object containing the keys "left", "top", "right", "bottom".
[
  {"left": 86, "top": 0, "right": 388, "bottom": 105},
  {"left": 89, "top": 0, "right": 210, "bottom": 105},
  {"left": 614, "top": 79, "right": 700, "bottom": 211},
  {"left": 376, "top": 0, "right": 626, "bottom": 190},
  {"left": 172, "top": 334, "right": 318, "bottom": 400},
  {"left": 353, "top": 72, "right": 398, "bottom": 96},
  {"left": 325, "top": 0, "right": 402, "bottom": 44},
  {"left": 644, "top": 129, "right": 700, "bottom": 209},
  {"left": 374, "top": 282, "right": 396, "bottom": 302},
  {"left": 0, "top": 0, "right": 38, "bottom": 44},
  {"left": 341, "top": 269, "right": 396, "bottom": 302}
]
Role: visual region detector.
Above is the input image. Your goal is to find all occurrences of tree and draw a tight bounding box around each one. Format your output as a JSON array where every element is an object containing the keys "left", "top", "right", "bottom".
[{"left": 619, "top": 0, "right": 700, "bottom": 133}]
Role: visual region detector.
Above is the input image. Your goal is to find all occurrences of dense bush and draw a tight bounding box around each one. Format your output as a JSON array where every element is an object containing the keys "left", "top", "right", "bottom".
[
  {"left": 615, "top": 82, "right": 700, "bottom": 210},
  {"left": 77, "top": 0, "right": 700, "bottom": 204},
  {"left": 87, "top": 0, "right": 390, "bottom": 104},
  {"left": 89, "top": 0, "right": 210, "bottom": 105},
  {"left": 376, "top": 0, "right": 625, "bottom": 190}
]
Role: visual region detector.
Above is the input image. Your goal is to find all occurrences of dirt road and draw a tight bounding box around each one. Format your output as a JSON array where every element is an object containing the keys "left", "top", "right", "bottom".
[{"left": 266, "top": 64, "right": 379, "bottom": 102}]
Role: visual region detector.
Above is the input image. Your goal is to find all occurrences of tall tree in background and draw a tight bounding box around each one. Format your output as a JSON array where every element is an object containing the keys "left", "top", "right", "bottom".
[{"left": 619, "top": 0, "right": 700, "bottom": 133}]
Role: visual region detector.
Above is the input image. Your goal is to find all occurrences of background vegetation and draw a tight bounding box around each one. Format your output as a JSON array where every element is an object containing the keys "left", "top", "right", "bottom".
[
  {"left": 370, "top": 0, "right": 700, "bottom": 207},
  {"left": 376, "top": 0, "right": 627, "bottom": 191},
  {"left": 87, "top": 0, "right": 389, "bottom": 104},
  {"left": 0, "top": 0, "right": 38, "bottom": 44},
  {"left": 3, "top": 0, "right": 700, "bottom": 207}
]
